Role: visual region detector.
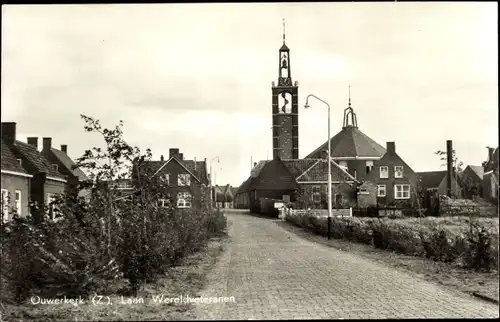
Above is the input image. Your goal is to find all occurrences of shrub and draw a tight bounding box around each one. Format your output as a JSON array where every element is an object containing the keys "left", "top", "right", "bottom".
[{"left": 462, "top": 222, "right": 497, "bottom": 271}]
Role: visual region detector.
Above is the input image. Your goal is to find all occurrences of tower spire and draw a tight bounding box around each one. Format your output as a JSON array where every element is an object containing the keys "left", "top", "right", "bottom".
[
  {"left": 343, "top": 84, "right": 358, "bottom": 128},
  {"left": 282, "top": 18, "right": 286, "bottom": 44},
  {"left": 348, "top": 84, "right": 351, "bottom": 108}
]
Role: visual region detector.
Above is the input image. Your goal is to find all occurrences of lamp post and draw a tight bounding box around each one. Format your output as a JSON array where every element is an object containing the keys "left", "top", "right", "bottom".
[
  {"left": 210, "top": 156, "right": 220, "bottom": 209},
  {"left": 304, "top": 94, "right": 332, "bottom": 240}
]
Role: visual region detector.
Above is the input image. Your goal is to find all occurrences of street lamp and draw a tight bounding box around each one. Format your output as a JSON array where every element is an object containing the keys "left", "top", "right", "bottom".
[
  {"left": 210, "top": 156, "right": 219, "bottom": 209},
  {"left": 304, "top": 94, "right": 332, "bottom": 240}
]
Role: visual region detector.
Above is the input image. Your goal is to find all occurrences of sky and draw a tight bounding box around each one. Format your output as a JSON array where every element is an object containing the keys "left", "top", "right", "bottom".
[{"left": 1, "top": 3, "right": 498, "bottom": 187}]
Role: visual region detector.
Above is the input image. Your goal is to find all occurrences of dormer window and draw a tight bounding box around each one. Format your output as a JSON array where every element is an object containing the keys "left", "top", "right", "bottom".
[{"left": 366, "top": 161, "right": 374, "bottom": 174}]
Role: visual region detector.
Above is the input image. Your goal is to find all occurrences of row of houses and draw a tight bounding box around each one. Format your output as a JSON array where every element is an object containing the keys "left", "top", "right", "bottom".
[
  {"left": 232, "top": 100, "right": 497, "bottom": 213},
  {"left": 1, "top": 122, "right": 89, "bottom": 222},
  {"left": 2, "top": 122, "right": 219, "bottom": 221}
]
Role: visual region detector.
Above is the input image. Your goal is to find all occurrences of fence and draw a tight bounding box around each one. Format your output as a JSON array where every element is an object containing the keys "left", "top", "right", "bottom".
[{"left": 285, "top": 208, "right": 352, "bottom": 218}]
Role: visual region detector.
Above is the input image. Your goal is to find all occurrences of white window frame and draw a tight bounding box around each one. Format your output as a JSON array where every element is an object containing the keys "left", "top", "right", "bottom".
[
  {"left": 312, "top": 186, "right": 321, "bottom": 203},
  {"left": 46, "top": 193, "right": 62, "bottom": 220},
  {"left": 159, "top": 199, "right": 168, "bottom": 208},
  {"left": 164, "top": 174, "right": 170, "bottom": 185},
  {"left": 1, "top": 189, "right": 9, "bottom": 222},
  {"left": 379, "top": 166, "right": 389, "bottom": 179},
  {"left": 15, "top": 190, "right": 21, "bottom": 216},
  {"left": 177, "top": 192, "right": 192, "bottom": 208},
  {"left": 178, "top": 174, "right": 191, "bottom": 186},
  {"left": 394, "top": 184, "right": 411, "bottom": 199},
  {"left": 377, "top": 185, "right": 386, "bottom": 197},
  {"left": 394, "top": 166, "right": 404, "bottom": 179}
]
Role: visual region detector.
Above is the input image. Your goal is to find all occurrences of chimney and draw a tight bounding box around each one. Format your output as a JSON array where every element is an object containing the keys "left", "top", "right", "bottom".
[
  {"left": 27, "top": 137, "right": 39, "bottom": 150},
  {"left": 160, "top": 155, "right": 164, "bottom": 161},
  {"left": 488, "top": 147, "right": 495, "bottom": 162},
  {"left": 169, "top": 148, "right": 179, "bottom": 159},
  {"left": 446, "top": 140, "right": 453, "bottom": 197},
  {"left": 194, "top": 157, "right": 197, "bottom": 170},
  {"left": 254, "top": 162, "right": 257, "bottom": 167},
  {"left": 386, "top": 142, "right": 395, "bottom": 154},
  {"left": 178, "top": 153, "right": 183, "bottom": 160},
  {"left": 42, "top": 137, "right": 52, "bottom": 151},
  {"left": 1, "top": 122, "right": 16, "bottom": 143},
  {"left": 61, "top": 144, "right": 67, "bottom": 153}
]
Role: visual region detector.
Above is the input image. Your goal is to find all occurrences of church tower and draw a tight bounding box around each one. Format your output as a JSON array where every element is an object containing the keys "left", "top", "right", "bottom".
[{"left": 272, "top": 19, "right": 299, "bottom": 160}]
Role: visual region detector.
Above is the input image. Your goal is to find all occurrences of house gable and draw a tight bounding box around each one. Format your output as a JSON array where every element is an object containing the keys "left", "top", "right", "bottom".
[{"left": 151, "top": 157, "right": 201, "bottom": 183}]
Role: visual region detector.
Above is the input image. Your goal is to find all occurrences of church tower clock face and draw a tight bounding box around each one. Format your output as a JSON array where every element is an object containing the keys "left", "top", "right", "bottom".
[{"left": 271, "top": 19, "right": 299, "bottom": 160}]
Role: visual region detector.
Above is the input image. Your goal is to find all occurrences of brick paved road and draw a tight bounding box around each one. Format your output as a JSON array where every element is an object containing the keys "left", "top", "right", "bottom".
[{"left": 192, "top": 211, "right": 499, "bottom": 320}]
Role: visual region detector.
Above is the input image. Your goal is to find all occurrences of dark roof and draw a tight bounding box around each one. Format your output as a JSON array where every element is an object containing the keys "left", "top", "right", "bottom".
[
  {"left": 10, "top": 140, "right": 66, "bottom": 180},
  {"left": 280, "top": 43, "right": 289, "bottom": 51},
  {"left": 49, "top": 148, "right": 89, "bottom": 181},
  {"left": 249, "top": 158, "right": 300, "bottom": 191},
  {"left": 466, "top": 165, "right": 484, "bottom": 180},
  {"left": 416, "top": 171, "right": 447, "bottom": 189},
  {"left": 305, "top": 126, "right": 386, "bottom": 159},
  {"left": 280, "top": 159, "right": 318, "bottom": 178},
  {"left": 230, "top": 187, "right": 238, "bottom": 196},
  {"left": 1, "top": 140, "right": 29, "bottom": 174},
  {"left": 236, "top": 176, "right": 253, "bottom": 194}
]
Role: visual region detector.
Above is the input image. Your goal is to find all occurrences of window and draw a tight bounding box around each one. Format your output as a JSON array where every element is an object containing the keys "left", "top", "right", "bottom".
[
  {"left": 338, "top": 161, "right": 348, "bottom": 169},
  {"left": 159, "top": 199, "right": 168, "bottom": 208},
  {"left": 177, "top": 192, "right": 192, "bottom": 208},
  {"left": 162, "top": 174, "right": 170, "bottom": 185},
  {"left": 46, "top": 193, "right": 61, "bottom": 220},
  {"left": 15, "top": 190, "right": 21, "bottom": 216},
  {"left": 394, "top": 166, "right": 404, "bottom": 178},
  {"left": 312, "top": 186, "right": 321, "bottom": 203},
  {"left": 17, "top": 159, "right": 22, "bottom": 165},
  {"left": 394, "top": 184, "right": 410, "bottom": 199},
  {"left": 53, "top": 164, "right": 58, "bottom": 171},
  {"left": 379, "top": 166, "right": 389, "bottom": 179},
  {"left": 377, "top": 185, "right": 386, "bottom": 197},
  {"left": 366, "top": 161, "right": 374, "bottom": 174},
  {"left": 178, "top": 174, "right": 191, "bottom": 186},
  {"left": 1, "top": 189, "right": 9, "bottom": 222}
]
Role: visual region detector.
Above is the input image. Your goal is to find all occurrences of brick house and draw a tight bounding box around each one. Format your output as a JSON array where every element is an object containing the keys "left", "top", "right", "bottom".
[
  {"left": 362, "top": 142, "right": 418, "bottom": 207},
  {"left": 234, "top": 157, "right": 357, "bottom": 212},
  {"left": 481, "top": 147, "right": 499, "bottom": 202},
  {"left": 1, "top": 122, "right": 67, "bottom": 222},
  {"left": 38, "top": 137, "right": 90, "bottom": 198},
  {"left": 213, "top": 184, "right": 237, "bottom": 208},
  {"left": 461, "top": 165, "right": 484, "bottom": 198},
  {"left": 135, "top": 148, "right": 209, "bottom": 209},
  {"left": 1, "top": 140, "right": 32, "bottom": 221}
]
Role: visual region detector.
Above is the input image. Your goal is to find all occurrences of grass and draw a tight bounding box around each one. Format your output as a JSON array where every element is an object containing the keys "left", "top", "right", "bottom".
[
  {"left": 1, "top": 236, "right": 228, "bottom": 321},
  {"left": 276, "top": 217, "right": 499, "bottom": 304}
]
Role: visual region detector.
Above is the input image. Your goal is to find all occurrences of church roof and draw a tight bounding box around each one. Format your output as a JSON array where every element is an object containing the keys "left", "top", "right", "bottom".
[
  {"left": 304, "top": 125, "right": 386, "bottom": 159},
  {"left": 280, "top": 43, "right": 289, "bottom": 51}
]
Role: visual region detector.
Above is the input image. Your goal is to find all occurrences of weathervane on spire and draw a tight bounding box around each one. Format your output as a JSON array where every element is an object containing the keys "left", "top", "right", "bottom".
[
  {"left": 282, "top": 18, "right": 286, "bottom": 44},
  {"left": 348, "top": 84, "right": 351, "bottom": 108}
]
